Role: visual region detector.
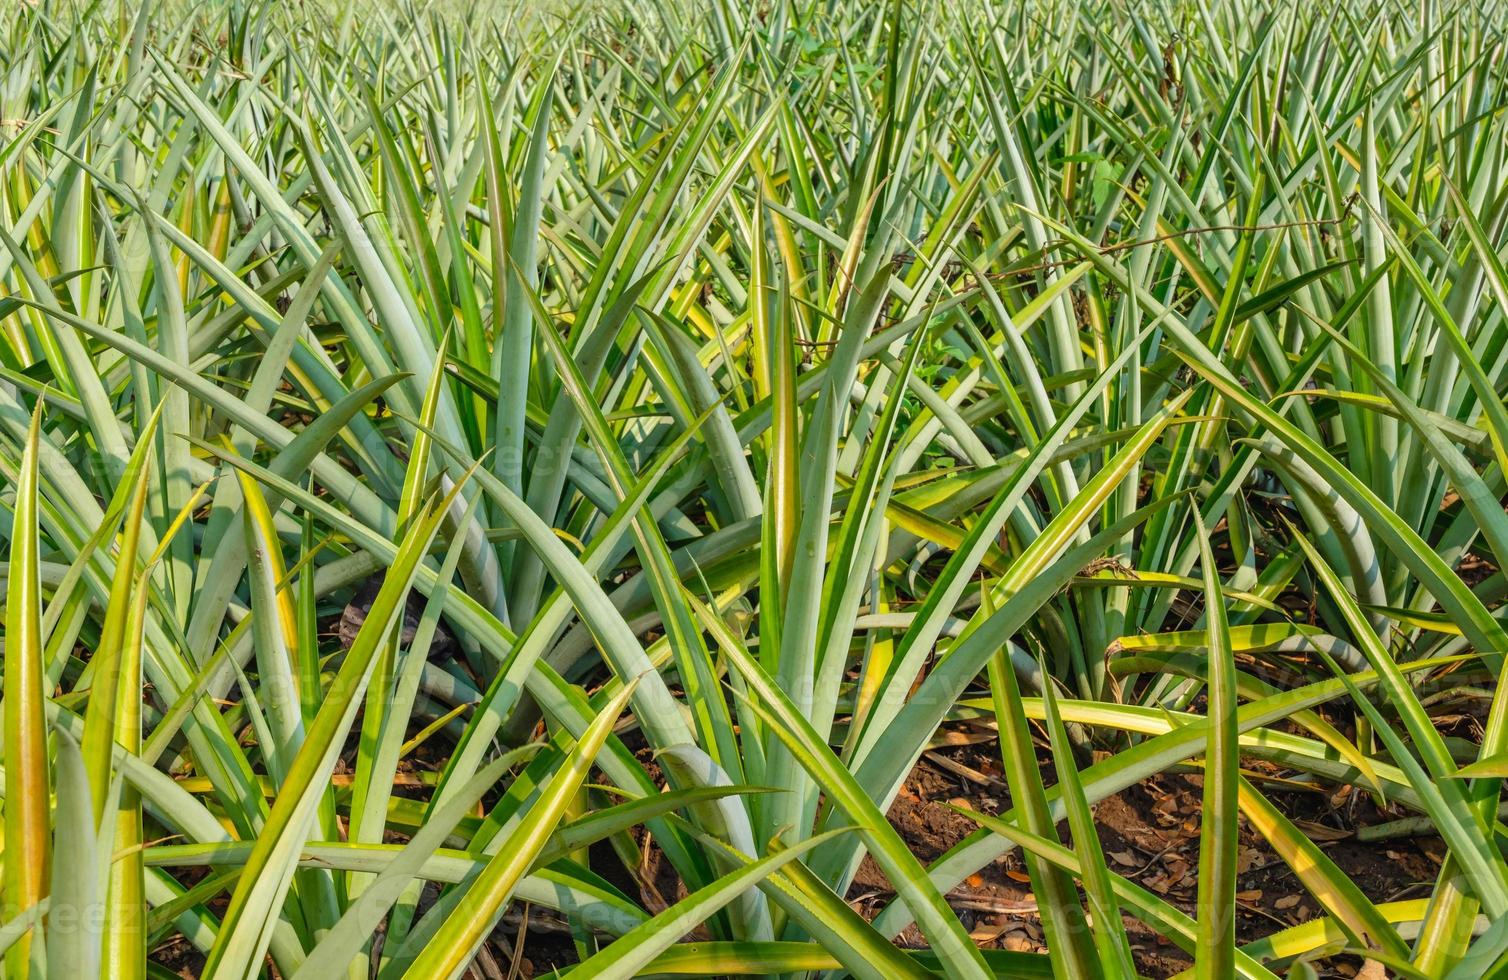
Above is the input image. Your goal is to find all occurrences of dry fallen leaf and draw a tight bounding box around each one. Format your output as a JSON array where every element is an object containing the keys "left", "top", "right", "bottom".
[
  {"left": 1274, "top": 894, "right": 1302, "bottom": 910},
  {"left": 1001, "top": 931, "right": 1035, "bottom": 952}
]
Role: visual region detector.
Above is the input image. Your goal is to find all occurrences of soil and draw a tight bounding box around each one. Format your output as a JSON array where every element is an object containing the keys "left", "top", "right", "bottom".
[
  {"left": 857, "top": 736, "right": 1447, "bottom": 978},
  {"left": 467, "top": 716, "right": 1452, "bottom": 979}
]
